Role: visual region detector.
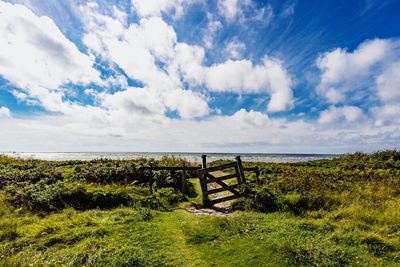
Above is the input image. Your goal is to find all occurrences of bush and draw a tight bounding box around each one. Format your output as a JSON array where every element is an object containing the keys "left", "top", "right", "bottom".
[
  {"left": 0, "top": 167, "right": 62, "bottom": 189},
  {"left": 139, "top": 187, "right": 184, "bottom": 211},
  {"left": 5, "top": 181, "right": 134, "bottom": 212},
  {"left": 233, "top": 184, "right": 341, "bottom": 215},
  {"left": 74, "top": 163, "right": 141, "bottom": 184}
]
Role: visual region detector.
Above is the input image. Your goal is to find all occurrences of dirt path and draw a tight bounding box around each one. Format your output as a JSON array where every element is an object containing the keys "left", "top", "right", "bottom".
[{"left": 184, "top": 171, "right": 235, "bottom": 216}]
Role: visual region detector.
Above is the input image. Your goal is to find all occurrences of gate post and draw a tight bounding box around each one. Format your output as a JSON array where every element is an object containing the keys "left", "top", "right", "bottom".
[
  {"left": 181, "top": 163, "right": 186, "bottom": 194},
  {"left": 202, "top": 155, "right": 207, "bottom": 168},
  {"left": 149, "top": 164, "right": 154, "bottom": 193},
  {"left": 200, "top": 155, "right": 210, "bottom": 206},
  {"left": 235, "top": 156, "right": 246, "bottom": 184}
]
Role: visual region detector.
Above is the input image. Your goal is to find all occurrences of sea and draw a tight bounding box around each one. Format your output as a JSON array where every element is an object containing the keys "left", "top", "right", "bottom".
[{"left": 0, "top": 152, "right": 338, "bottom": 163}]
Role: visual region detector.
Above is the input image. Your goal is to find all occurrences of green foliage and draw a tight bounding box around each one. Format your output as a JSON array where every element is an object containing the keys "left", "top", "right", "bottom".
[
  {"left": 0, "top": 151, "right": 399, "bottom": 266},
  {"left": 5, "top": 181, "right": 134, "bottom": 212},
  {"left": 140, "top": 187, "right": 184, "bottom": 211},
  {"left": 234, "top": 150, "right": 400, "bottom": 215},
  {"left": 74, "top": 162, "right": 141, "bottom": 184}
]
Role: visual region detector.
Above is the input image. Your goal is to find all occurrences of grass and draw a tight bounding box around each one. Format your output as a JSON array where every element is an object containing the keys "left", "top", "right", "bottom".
[{"left": 0, "top": 152, "right": 399, "bottom": 266}]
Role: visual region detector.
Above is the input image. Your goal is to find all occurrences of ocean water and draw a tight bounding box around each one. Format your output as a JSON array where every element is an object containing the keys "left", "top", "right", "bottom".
[{"left": 1, "top": 152, "right": 338, "bottom": 163}]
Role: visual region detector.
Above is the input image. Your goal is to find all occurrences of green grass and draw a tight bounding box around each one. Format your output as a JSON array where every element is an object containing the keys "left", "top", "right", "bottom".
[
  {"left": 2, "top": 206, "right": 398, "bottom": 266},
  {"left": 0, "top": 152, "right": 399, "bottom": 266}
]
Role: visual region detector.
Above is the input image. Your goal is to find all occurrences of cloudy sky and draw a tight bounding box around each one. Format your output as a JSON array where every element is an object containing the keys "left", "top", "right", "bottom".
[{"left": 0, "top": 0, "right": 399, "bottom": 153}]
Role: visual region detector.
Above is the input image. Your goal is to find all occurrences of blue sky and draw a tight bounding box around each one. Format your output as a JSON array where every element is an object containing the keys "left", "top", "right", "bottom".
[{"left": 0, "top": 0, "right": 399, "bottom": 153}]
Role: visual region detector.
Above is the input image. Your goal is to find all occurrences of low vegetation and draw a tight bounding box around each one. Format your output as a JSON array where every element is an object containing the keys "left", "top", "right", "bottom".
[{"left": 0, "top": 151, "right": 399, "bottom": 266}]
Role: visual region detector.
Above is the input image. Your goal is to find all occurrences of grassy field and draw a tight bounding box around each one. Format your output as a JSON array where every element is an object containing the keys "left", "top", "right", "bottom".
[{"left": 0, "top": 152, "right": 399, "bottom": 266}]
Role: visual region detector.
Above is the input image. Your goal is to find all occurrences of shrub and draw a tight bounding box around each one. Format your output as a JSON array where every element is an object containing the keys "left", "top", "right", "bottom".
[
  {"left": 5, "top": 181, "right": 134, "bottom": 212},
  {"left": 74, "top": 163, "right": 141, "bottom": 184},
  {"left": 139, "top": 187, "right": 184, "bottom": 211}
]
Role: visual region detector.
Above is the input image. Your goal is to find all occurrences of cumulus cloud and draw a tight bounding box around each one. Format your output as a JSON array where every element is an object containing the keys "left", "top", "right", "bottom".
[
  {"left": 204, "top": 57, "right": 294, "bottom": 112},
  {"left": 163, "top": 89, "right": 210, "bottom": 118},
  {"left": 231, "top": 109, "right": 269, "bottom": 127},
  {"left": 0, "top": 2, "right": 100, "bottom": 111},
  {"left": 376, "top": 62, "right": 400, "bottom": 103},
  {"left": 81, "top": 4, "right": 293, "bottom": 117},
  {"left": 2, "top": 105, "right": 396, "bottom": 153},
  {"left": 100, "top": 87, "right": 166, "bottom": 117},
  {"left": 172, "top": 42, "right": 294, "bottom": 112},
  {"left": 81, "top": 4, "right": 210, "bottom": 119},
  {"left": 316, "top": 38, "right": 400, "bottom": 128},
  {"left": 316, "top": 38, "right": 400, "bottom": 104},
  {"left": 2, "top": 2, "right": 398, "bottom": 154},
  {"left": 371, "top": 104, "right": 400, "bottom": 126},
  {"left": 319, "top": 106, "right": 364, "bottom": 124}
]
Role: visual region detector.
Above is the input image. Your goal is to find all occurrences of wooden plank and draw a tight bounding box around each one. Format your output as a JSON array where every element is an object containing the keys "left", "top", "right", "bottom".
[
  {"left": 208, "top": 184, "right": 239, "bottom": 195},
  {"left": 209, "top": 195, "right": 238, "bottom": 205},
  {"left": 206, "top": 173, "right": 237, "bottom": 183},
  {"left": 197, "top": 162, "right": 237, "bottom": 174}
]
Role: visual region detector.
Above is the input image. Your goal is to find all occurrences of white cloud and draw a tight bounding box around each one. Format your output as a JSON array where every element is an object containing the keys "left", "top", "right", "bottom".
[
  {"left": 2, "top": 106, "right": 397, "bottom": 153},
  {"left": 225, "top": 39, "right": 246, "bottom": 59},
  {"left": 131, "top": 0, "right": 195, "bottom": 19},
  {"left": 204, "top": 57, "right": 294, "bottom": 112},
  {"left": 316, "top": 38, "right": 400, "bottom": 129},
  {"left": 81, "top": 5, "right": 210, "bottom": 119},
  {"left": 376, "top": 62, "right": 400, "bottom": 103},
  {"left": 203, "top": 12, "right": 222, "bottom": 49},
  {"left": 82, "top": 7, "right": 176, "bottom": 89},
  {"left": 231, "top": 109, "right": 269, "bottom": 127},
  {"left": 99, "top": 86, "right": 209, "bottom": 119},
  {"left": 218, "top": 0, "right": 240, "bottom": 21},
  {"left": 316, "top": 38, "right": 400, "bottom": 104},
  {"left": 0, "top": 107, "right": 11, "bottom": 118},
  {"left": 0, "top": 2, "right": 100, "bottom": 111},
  {"left": 0, "top": 3, "right": 399, "bottom": 154},
  {"left": 81, "top": 3, "right": 294, "bottom": 116},
  {"left": 100, "top": 87, "right": 166, "bottom": 117},
  {"left": 173, "top": 43, "right": 293, "bottom": 112},
  {"left": 371, "top": 104, "right": 400, "bottom": 126},
  {"left": 163, "top": 89, "right": 210, "bottom": 119},
  {"left": 173, "top": 43, "right": 206, "bottom": 84},
  {"left": 217, "top": 0, "right": 272, "bottom": 24},
  {"left": 319, "top": 106, "right": 363, "bottom": 124},
  {"left": 217, "top": 0, "right": 257, "bottom": 22}
]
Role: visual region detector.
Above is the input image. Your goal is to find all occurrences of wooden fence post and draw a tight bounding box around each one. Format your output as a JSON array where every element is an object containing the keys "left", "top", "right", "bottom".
[
  {"left": 235, "top": 156, "right": 246, "bottom": 184},
  {"left": 181, "top": 163, "right": 187, "bottom": 194},
  {"left": 200, "top": 155, "right": 210, "bottom": 206},
  {"left": 255, "top": 166, "right": 260, "bottom": 185},
  {"left": 202, "top": 155, "right": 207, "bottom": 168},
  {"left": 149, "top": 164, "right": 154, "bottom": 194}
]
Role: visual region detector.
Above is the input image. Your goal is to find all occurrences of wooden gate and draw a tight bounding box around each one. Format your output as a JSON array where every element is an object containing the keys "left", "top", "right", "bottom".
[{"left": 198, "top": 155, "right": 246, "bottom": 207}]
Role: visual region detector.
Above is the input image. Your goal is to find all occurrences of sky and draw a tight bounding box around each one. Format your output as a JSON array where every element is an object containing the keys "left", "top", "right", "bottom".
[{"left": 0, "top": 0, "right": 399, "bottom": 153}]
